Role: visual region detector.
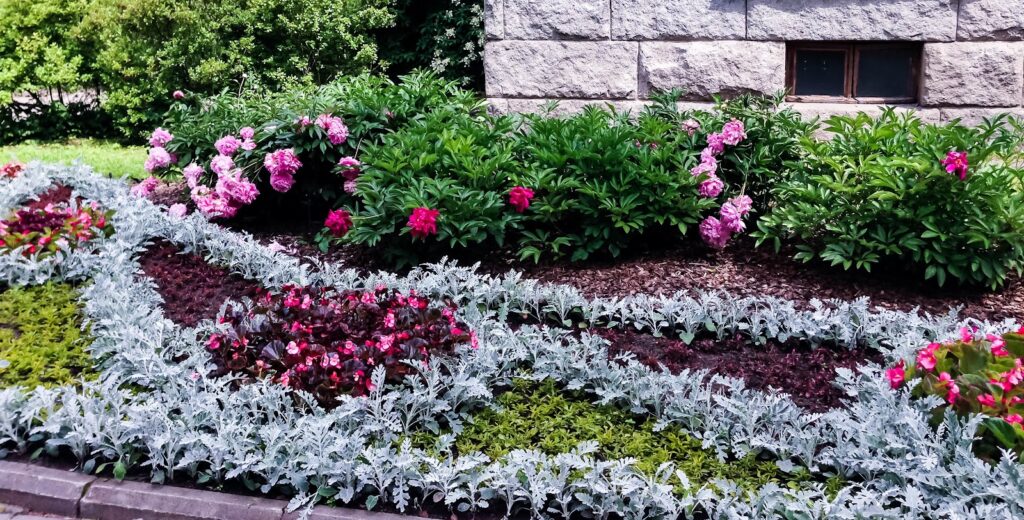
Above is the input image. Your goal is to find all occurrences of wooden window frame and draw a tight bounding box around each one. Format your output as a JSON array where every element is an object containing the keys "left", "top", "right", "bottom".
[{"left": 786, "top": 42, "right": 921, "bottom": 104}]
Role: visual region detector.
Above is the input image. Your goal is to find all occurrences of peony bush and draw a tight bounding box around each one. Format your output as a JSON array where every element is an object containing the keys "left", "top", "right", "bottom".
[
  {"left": 208, "top": 285, "right": 475, "bottom": 406},
  {"left": 889, "top": 327, "right": 1024, "bottom": 460},
  {"left": 0, "top": 202, "right": 114, "bottom": 258},
  {"left": 755, "top": 110, "right": 1024, "bottom": 288}
]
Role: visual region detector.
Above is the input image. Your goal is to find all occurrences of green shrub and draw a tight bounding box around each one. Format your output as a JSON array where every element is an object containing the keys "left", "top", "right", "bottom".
[
  {"left": 382, "top": 0, "right": 485, "bottom": 89},
  {"left": 0, "top": 282, "right": 94, "bottom": 388},
  {"left": 754, "top": 110, "right": 1024, "bottom": 288},
  {"left": 447, "top": 379, "right": 813, "bottom": 492}
]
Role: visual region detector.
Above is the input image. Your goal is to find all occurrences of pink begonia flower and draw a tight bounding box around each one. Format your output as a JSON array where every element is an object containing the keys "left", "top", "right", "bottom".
[
  {"left": 172, "top": 90, "right": 185, "bottom": 100},
  {"left": 214, "top": 135, "right": 242, "bottom": 156},
  {"left": 269, "top": 171, "right": 295, "bottom": 193},
  {"left": 719, "top": 200, "right": 746, "bottom": 233},
  {"left": 917, "top": 342, "right": 940, "bottom": 371},
  {"left": 264, "top": 149, "right": 302, "bottom": 177},
  {"left": 681, "top": 119, "right": 700, "bottom": 136},
  {"left": 182, "top": 163, "right": 204, "bottom": 189},
  {"left": 239, "top": 127, "right": 255, "bottom": 140},
  {"left": 960, "top": 326, "right": 976, "bottom": 343},
  {"left": 942, "top": 151, "right": 969, "bottom": 181},
  {"left": 721, "top": 119, "right": 747, "bottom": 146},
  {"left": 977, "top": 394, "right": 996, "bottom": 407},
  {"left": 130, "top": 176, "right": 160, "bottom": 198},
  {"left": 325, "top": 209, "right": 353, "bottom": 237},
  {"left": 886, "top": 361, "right": 906, "bottom": 389},
  {"left": 407, "top": 207, "right": 440, "bottom": 239},
  {"left": 144, "top": 147, "right": 172, "bottom": 172},
  {"left": 989, "top": 334, "right": 1010, "bottom": 357},
  {"left": 210, "top": 154, "right": 235, "bottom": 176},
  {"left": 705, "top": 133, "right": 725, "bottom": 155},
  {"left": 215, "top": 170, "right": 259, "bottom": 205},
  {"left": 168, "top": 203, "right": 188, "bottom": 218},
  {"left": 508, "top": 186, "right": 535, "bottom": 213},
  {"left": 149, "top": 128, "right": 174, "bottom": 148},
  {"left": 699, "top": 174, "right": 724, "bottom": 198},
  {"left": 699, "top": 216, "right": 730, "bottom": 249},
  {"left": 1007, "top": 414, "right": 1024, "bottom": 425},
  {"left": 938, "top": 371, "right": 960, "bottom": 405},
  {"left": 344, "top": 179, "right": 358, "bottom": 194}
]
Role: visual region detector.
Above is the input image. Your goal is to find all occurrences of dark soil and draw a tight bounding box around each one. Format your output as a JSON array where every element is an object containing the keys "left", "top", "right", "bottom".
[
  {"left": 596, "top": 328, "right": 883, "bottom": 412},
  {"left": 138, "top": 240, "right": 263, "bottom": 327},
  {"left": 24, "top": 184, "right": 75, "bottom": 210}
]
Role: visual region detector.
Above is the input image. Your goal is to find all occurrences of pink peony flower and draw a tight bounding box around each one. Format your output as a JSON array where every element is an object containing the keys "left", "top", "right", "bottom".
[
  {"left": 407, "top": 207, "right": 440, "bottom": 239},
  {"left": 168, "top": 203, "right": 188, "bottom": 218},
  {"left": 130, "top": 176, "right": 160, "bottom": 198},
  {"left": 264, "top": 149, "right": 302, "bottom": 177},
  {"left": 508, "top": 186, "right": 535, "bottom": 213},
  {"left": 942, "top": 151, "right": 969, "bottom": 181},
  {"left": 730, "top": 194, "right": 753, "bottom": 215},
  {"left": 269, "top": 171, "right": 295, "bottom": 193},
  {"left": 241, "top": 139, "right": 257, "bottom": 151},
  {"left": 214, "top": 135, "right": 242, "bottom": 156},
  {"left": 719, "top": 200, "right": 746, "bottom": 233},
  {"left": 681, "top": 119, "right": 700, "bottom": 136},
  {"left": 344, "top": 179, "right": 358, "bottom": 194},
  {"left": 239, "top": 127, "right": 255, "bottom": 140},
  {"left": 886, "top": 361, "right": 906, "bottom": 389},
  {"left": 297, "top": 116, "right": 312, "bottom": 129},
  {"left": 193, "top": 192, "right": 238, "bottom": 219},
  {"left": 324, "top": 209, "right": 353, "bottom": 238},
  {"left": 182, "top": 163, "right": 204, "bottom": 189},
  {"left": 315, "top": 114, "right": 349, "bottom": 145},
  {"left": 144, "top": 147, "right": 172, "bottom": 172},
  {"left": 172, "top": 90, "right": 185, "bottom": 100},
  {"left": 338, "top": 156, "right": 360, "bottom": 172},
  {"left": 215, "top": 171, "right": 259, "bottom": 205},
  {"left": 690, "top": 156, "right": 717, "bottom": 176},
  {"left": 699, "top": 174, "right": 724, "bottom": 198},
  {"left": 699, "top": 216, "right": 731, "bottom": 249},
  {"left": 210, "top": 154, "right": 235, "bottom": 176},
  {"left": 706, "top": 133, "right": 725, "bottom": 155},
  {"left": 149, "top": 128, "right": 174, "bottom": 148},
  {"left": 721, "top": 119, "right": 747, "bottom": 146}
]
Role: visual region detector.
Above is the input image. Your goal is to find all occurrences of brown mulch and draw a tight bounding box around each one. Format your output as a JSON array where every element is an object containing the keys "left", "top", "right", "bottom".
[
  {"left": 138, "top": 239, "right": 264, "bottom": 327},
  {"left": 597, "top": 328, "right": 883, "bottom": 412}
]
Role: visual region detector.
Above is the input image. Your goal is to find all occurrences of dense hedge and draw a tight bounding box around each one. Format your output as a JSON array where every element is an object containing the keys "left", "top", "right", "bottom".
[{"left": 0, "top": 282, "right": 93, "bottom": 388}]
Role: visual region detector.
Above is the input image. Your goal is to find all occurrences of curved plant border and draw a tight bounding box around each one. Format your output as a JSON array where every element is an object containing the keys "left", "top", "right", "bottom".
[{"left": 0, "top": 163, "right": 1021, "bottom": 518}]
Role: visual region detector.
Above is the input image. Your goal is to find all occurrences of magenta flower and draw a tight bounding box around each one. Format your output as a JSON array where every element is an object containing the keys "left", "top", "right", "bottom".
[
  {"left": 264, "top": 149, "right": 302, "bottom": 177},
  {"left": 215, "top": 171, "right": 259, "bottom": 205},
  {"left": 959, "top": 326, "right": 976, "bottom": 343},
  {"left": 344, "top": 179, "right": 358, "bottom": 194},
  {"left": 168, "top": 203, "right": 188, "bottom": 218},
  {"left": 144, "top": 147, "right": 172, "bottom": 172},
  {"left": 338, "top": 156, "right": 361, "bottom": 176},
  {"left": 239, "top": 127, "right": 256, "bottom": 140},
  {"left": 172, "top": 90, "right": 185, "bottom": 100},
  {"left": 690, "top": 157, "right": 717, "bottom": 177},
  {"left": 719, "top": 201, "right": 745, "bottom": 233},
  {"left": 182, "top": 163, "right": 204, "bottom": 189},
  {"left": 705, "top": 133, "right": 725, "bottom": 155},
  {"left": 942, "top": 151, "right": 969, "bottom": 180},
  {"left": 316, "top": 114, "right": 349, "bottom": 145},
  {"left": 886, "top": 361, "right": 906, "bottom": 389},
  {"left": 215, "top": 135, "right": 242, "bottom": 156},
  {"left": 977, "top": 394, "right": 997, "bottom": 407},
  {"left": 508, "top": 186, "right": 535, "bottom": 213},
  {"left": 325, "top": 209, "right": 353, "bottom": 238},
  {"left": 917, "top": 342, "right": 940, "bottom": 371},
  {"left": 699, "top": 216, "right": 731, "bottom": 249},
  {"left": 730, "top": 194, "right": 753, "bottom": 215},
  {"left": 210, "top": 155, "right": 235, "bottom": 176},
  {"left": 149, "top": 128, "right": 174, "bottom": 148},
  {"left": 194, "top": 192, "right": 238, "bottom": 219},
  {"left": 721, "top": 119, "right": 747, "bottom": 146},
  {"left": 130, "top": 176, "right": 160, "bottom": 198},
  {"left": 1008, "top": 414, "right": 1023, "bottom": 425},
  {"left": 407, "top": 207, "right": 440, "bottom": 239},
  {"left": 241, "top": 139, "right": 257, "bottom": 151},
  {"left": 269, "top": 171, "right": 295, "bottom": 193},
  {"left": 699, "top": 174, "right": 724, "bottom": 198}
]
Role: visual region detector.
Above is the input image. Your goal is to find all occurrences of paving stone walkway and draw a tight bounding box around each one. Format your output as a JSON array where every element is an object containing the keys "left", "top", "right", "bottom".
[{"left": 0, "top": 503, "right": 76, "bottom": 520}]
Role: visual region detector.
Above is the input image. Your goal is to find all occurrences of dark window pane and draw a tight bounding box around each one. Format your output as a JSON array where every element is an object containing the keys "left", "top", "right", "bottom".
[
  {"left": 856, "top": 47, "right": 917, "bottom": 98},
  {"left": 794, "top": 50, "right": 846, "bottom": 96}
]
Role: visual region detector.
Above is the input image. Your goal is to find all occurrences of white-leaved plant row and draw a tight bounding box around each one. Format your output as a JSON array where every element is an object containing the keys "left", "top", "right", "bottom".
[{"left": 0, "top": 163, "right": 1022, "bottom": 519}]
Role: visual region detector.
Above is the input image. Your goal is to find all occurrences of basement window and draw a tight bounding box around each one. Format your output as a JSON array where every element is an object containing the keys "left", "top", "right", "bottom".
[{"left": 786, "top": 42, "right": 921, "bottom": 103}]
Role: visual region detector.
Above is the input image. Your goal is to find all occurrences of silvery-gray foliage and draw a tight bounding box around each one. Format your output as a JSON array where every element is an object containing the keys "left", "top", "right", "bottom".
[{"left": 0, "top": 162, "right": 1021, "bottom": 518}]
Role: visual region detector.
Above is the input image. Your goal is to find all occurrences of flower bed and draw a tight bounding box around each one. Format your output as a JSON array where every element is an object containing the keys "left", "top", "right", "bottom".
[
  {"left": 0, "top": 164, "right": 1022, "bottom": 518},
  {"left": 0, "top": 201, "right": 113, "bottom": 258}
]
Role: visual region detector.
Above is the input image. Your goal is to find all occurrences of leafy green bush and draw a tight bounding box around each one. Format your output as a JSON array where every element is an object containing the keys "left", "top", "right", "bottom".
[
  {"left": 447, "top": 379, "right": 814, "bottom": 491},
  {"left": 0, "top": 282, "right": 94, "bottom": 388},
  {"left": 382, "top": 0, "right": 485, "bottom": 89},
  {"left": 754, "top": 110, "right": 1024, "bottom": 288}
]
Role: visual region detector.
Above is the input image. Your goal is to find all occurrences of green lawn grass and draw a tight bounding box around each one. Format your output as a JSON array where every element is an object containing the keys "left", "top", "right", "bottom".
[{"left": 0, "top": 139, "right": 147, "bottom": 180}]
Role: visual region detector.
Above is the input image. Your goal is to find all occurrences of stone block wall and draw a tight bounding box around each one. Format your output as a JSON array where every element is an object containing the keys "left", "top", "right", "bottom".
[{"left": 484, "top": 0, "right": 1024, "bottom": 123}]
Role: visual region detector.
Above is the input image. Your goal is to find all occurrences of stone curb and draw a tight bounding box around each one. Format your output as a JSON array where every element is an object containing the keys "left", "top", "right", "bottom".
[{"left": 0, "top": 462, "right": 408, "bottom": 520}]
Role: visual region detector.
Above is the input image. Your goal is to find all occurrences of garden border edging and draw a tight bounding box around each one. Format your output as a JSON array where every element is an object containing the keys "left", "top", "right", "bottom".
[{"left": 0, "top": 461, "right": 407, "bottom": 520}]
